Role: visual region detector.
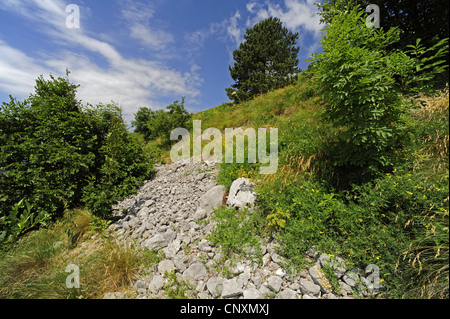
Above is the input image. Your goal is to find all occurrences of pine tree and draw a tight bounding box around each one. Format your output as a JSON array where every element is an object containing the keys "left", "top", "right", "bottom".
[{"left": 226, "top": 17, "right": 300, "bottom": 103}]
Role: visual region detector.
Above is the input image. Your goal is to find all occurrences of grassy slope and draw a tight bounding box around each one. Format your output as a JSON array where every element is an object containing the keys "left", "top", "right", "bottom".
[
  {"left": 194, "top": 72, "right": 449, "bottom": 299},
  {"left": 1, "top": 72, "right": 448, "bottom": 299},
  {"left": 194, "top": 73, "right": 320, "bottom": 131}
]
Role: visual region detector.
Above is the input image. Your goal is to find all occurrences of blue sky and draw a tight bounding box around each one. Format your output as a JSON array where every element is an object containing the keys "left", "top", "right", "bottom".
[{"left": 0, "top": 0, "right": 324, "bottom": 126}]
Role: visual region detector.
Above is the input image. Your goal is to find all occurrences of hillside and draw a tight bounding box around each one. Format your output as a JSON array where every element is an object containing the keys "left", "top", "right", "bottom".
[
  {"left": 0, "top": 69, "right": 448, "bottom": 300},
  {"left": 192, "top": 70, "right": 449, "bottom": 299},
  {"left": 1, "top": 2, "right": 449, "bottom": 300}
]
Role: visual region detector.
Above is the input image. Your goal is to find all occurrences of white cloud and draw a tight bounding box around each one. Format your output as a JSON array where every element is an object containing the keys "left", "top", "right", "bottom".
[
  {"left": 0, "top": 0, "right": 200, "bottom": 125},
  {"left": 246, "top": 2, "right": 258, "bottom": 13},
  {"left": 267, "top": 0, "right": 322, "bottom": 39},
  {"left": 0, "top": 39, "right": 48, "bottom": 97},
  {"left": 227, "top": 11, "right": 242, "bottom": 47},
  {"left": 244, "top": 0, "right": 321, "bottom": 39},
  {"left": 183, "top": 14, "right": 236, "bottom": 62},
  {"left": 245, "top": 2, "right": 270, "bottom": 27},
  {"left": 119, "top": 0, "right": 174, "bottom": 52},
  {"left": 129, "top": 23, "right": 174, "bottom": 51}
]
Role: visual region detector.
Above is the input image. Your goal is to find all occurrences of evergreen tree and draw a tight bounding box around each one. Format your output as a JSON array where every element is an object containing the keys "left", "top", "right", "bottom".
[{"left": 226, "top": 17, "right": 300, "bottom": 103}]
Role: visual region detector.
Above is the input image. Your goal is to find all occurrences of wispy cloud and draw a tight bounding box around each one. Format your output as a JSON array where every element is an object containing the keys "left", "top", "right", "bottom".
[
  {"left": 129, "top": 24, "right": 174, "bottom": 51},
  {"left": 182, "top": 11, "right": 242, "bottom": 64},
  {"left": 245, "top": 0, "right": 321, "bottom": 38},
  {"left": 227, "top": 11, "right": 242, "bottom": 47},
  {"left": 0, "top": 0, "right": 200, "bottom": 124},
  {"left": 119, "top": 0, "right": 174, "bottom": 52},
  {"left": 267, "top": 0, "right": 322, "bottom": 38},
  {"left": 0, "top": 39, "right": 48, "bottom": 97}
]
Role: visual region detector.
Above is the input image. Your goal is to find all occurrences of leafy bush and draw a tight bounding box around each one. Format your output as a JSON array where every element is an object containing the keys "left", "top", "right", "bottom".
[
  {"left": 0, "top": 72, "right": 154, "bottom": 243},
  {"left": 308, "top": 6, "right": 448, "bottom": 175},
  {"left": 81, "top": 104, "right": 155, "bottom": 217},
  {"left": 1, "top": 74, "right": 97, "bottom": 218},
  {"left": 0, "top": 199, "right": 50, "bottom": 245},
  {"left": 132, "top": 97, "right": 191, "bottom": 146}
]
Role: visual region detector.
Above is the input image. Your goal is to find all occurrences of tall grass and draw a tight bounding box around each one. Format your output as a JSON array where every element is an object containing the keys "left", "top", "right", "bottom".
[
  {"left": 0, "top": 209, "right": 141, "bottom": 299},
  {"left": 399, "top": 209, "right": 449, "bottom": 299}
]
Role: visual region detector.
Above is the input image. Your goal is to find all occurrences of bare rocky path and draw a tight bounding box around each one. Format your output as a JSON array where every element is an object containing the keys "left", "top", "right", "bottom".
[{"left": 104, "top": 159, "right": 379, "bottom": 299}]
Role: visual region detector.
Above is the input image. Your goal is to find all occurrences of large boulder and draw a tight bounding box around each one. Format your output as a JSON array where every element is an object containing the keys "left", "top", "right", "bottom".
[
  {"left": 226, "top": 178, "right": 257, "bottom": 210},
  {"left": 143, "top": 233, "right": 168, "bottom": 251},
  {"left": 193, "top": 185, "right": 226, "bottom": 220},
  {"left": 221, "top": 277, "right": 244, "bottom": 298}
]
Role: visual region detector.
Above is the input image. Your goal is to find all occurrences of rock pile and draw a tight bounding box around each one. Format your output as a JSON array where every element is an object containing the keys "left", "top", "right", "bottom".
[{"left": 106, "top": 159, "right": 383, "bottom": 299}]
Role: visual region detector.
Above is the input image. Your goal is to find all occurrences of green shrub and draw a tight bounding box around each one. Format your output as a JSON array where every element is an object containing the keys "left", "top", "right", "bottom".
[
  {"left": 81, "top": 106, "right": 155, "bottom": 217},
  {"left": 308, "top": 5, "right": 448, "bottom": 175},
  {"left": 0, "top": 74, "right": 97, "bottom": 219},
  {"left": 0, "top": 199, "right": 51, "bottom": 245},
  {"left": 257, "top": 175, "right": 344, "bottom": 267},
  {"left": 0, "top": 72, "right": 155, "bottom": 242},
  {"left": 132, "top": 97, "right": 191, "bottom": 146}
]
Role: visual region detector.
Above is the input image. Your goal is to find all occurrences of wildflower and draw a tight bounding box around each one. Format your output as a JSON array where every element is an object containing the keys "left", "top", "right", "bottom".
[{"left": 406, "top": 191, "right": 413, "bottom": 196}]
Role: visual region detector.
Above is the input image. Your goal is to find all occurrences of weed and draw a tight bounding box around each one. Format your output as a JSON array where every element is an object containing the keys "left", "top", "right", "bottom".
[
  {"left": 207, "top": 207, "right": 264, "bottom": 259},
  {"left": 163, "top": 270, "right": 194, "bottom": 299}
]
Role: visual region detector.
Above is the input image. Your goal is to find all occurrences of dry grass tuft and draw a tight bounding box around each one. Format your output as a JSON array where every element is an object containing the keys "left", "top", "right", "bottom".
[
  {"left": 415, "top": 84, "right": 449, "bottom": 160},
  {"left": 400, "top": 209, "right": 449, "bottom": 299},
  {"left": 0, "top": 209, "right": 141, "bottom": 299}
]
